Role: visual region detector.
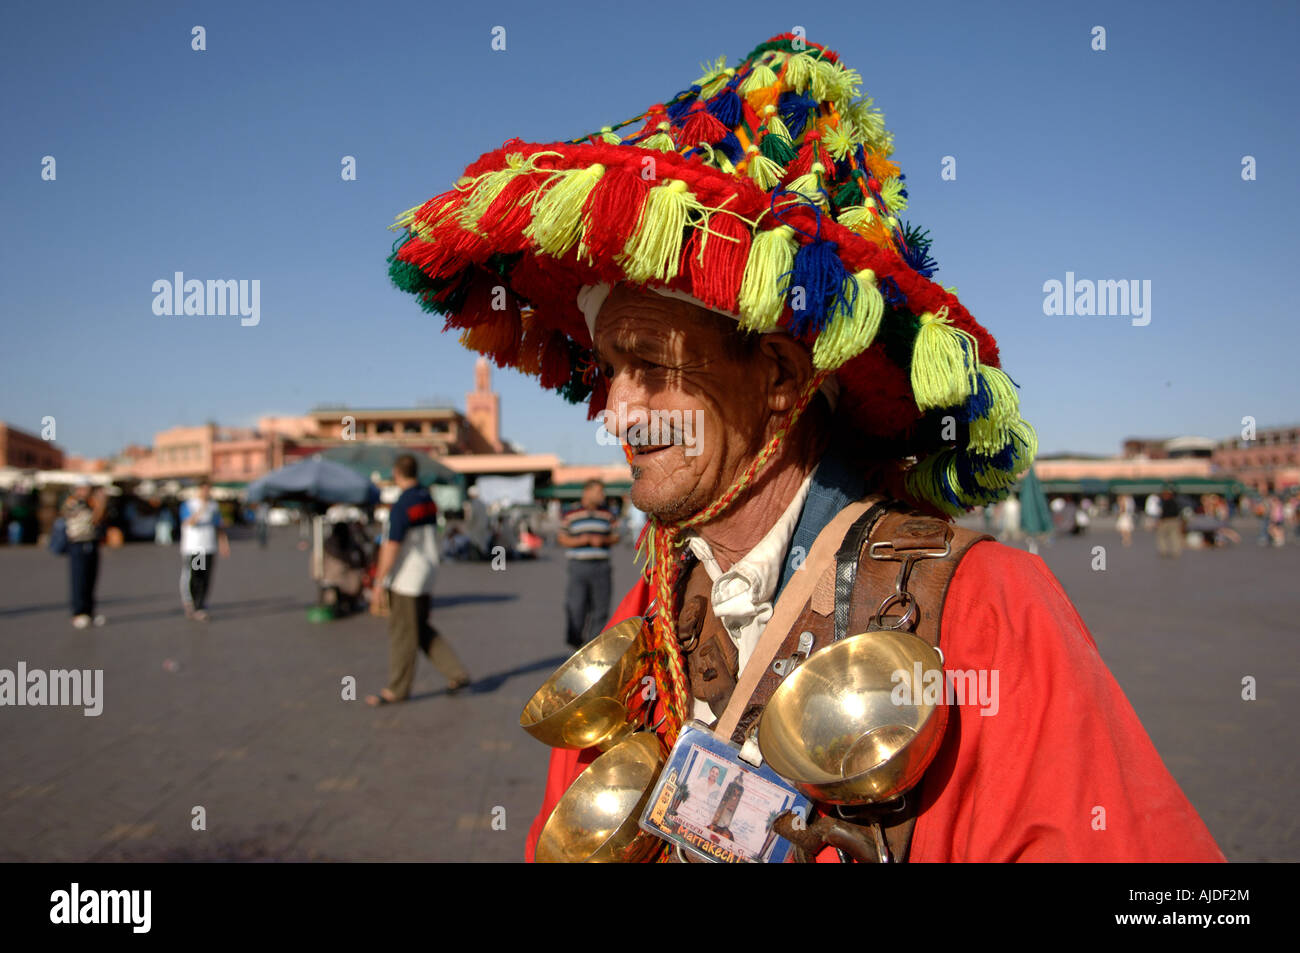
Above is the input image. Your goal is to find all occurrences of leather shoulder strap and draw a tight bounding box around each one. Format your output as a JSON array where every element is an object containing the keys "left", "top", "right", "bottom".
[{"left": 844, "top": 512, "right": 992, "bottom": 861}]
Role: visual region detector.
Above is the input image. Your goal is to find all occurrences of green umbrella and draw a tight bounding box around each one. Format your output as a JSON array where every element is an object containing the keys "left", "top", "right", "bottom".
[
  {"left": 319, "top": 444, "right": 460, "bottom": 486},
  {"left": 1018, "top": 466, "right": 1053, "bottom": 537}
]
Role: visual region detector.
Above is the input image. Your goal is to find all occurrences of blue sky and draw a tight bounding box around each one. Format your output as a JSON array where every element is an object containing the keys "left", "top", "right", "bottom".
[{"left": 2, "top": 0, "right": 1297, "bottom": 464}]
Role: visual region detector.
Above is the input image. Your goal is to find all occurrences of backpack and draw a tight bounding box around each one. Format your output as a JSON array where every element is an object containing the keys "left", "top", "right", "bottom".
[{"left": 48, "top": 518, "right": 69, "bottom": 556}]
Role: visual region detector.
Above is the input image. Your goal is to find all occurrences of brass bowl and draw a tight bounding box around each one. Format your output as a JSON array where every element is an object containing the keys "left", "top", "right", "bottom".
[
  {"left": 757, "top": 630, "right": 949, "bottom": 806},
  {"left": 520, "top": 617, "right": 645, "bottom": 750},
  {"left": 535, "top": 732, "right": 664, "bottom": 863}
]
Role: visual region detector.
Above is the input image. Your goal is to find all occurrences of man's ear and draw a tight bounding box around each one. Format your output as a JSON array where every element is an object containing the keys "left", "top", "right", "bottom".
[{"left": 756, "top": 334, "right": 814, "bottom": 413}]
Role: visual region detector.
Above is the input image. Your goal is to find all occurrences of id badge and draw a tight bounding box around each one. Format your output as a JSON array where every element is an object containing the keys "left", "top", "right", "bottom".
[{"left": 639, "top": 721, "right": 811, "bottom": 863}]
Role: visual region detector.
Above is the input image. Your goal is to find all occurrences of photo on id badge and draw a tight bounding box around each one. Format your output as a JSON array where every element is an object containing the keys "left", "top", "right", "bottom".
[{"left": 640, "top": 722, "right": 810, "bottom": 863}]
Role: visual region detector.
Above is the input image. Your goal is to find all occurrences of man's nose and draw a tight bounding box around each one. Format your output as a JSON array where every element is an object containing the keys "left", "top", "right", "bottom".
[{"left": 601, "top": 374, "right": 644, "bottom": 441}]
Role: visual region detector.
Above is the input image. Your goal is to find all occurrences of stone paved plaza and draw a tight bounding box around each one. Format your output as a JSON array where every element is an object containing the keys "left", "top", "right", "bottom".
[{"left": 0, "top": 521, "right": 1294, "bottom": 862}]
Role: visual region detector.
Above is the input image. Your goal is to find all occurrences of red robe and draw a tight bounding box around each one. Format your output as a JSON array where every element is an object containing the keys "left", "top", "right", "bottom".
[{"left": 524, "top": 542, "right": 1225, "bottom": 862}]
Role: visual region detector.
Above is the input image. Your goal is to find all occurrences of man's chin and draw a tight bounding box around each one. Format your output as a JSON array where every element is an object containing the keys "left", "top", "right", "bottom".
[{"left": 630, "top": 466, "right": 698, "bottom": 523}]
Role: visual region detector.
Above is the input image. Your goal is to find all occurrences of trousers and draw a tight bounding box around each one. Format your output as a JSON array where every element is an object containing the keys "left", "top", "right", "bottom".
[
  {"left": 386, "top": 591, "right": 469, "bottom": 699},
  {"left": 68, "top": 541, "right": 99, "bottom": 617},
  {"left": 181, "top": 551, "right": 217, "bottom": 609},
  {"left": 565, "top": 558, "right": 612, "bottom": 646}
]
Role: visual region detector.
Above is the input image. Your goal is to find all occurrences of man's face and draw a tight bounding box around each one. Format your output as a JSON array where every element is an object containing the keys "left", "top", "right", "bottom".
[
  {"left": 593, "top": 287, "right": 776, "bottom": 523},
  {"left": 707, "top": 767, "right": 720, "bottom": 785},
  {"left": 582, "top": 485, "right": 605, "bottom": 509},
  {"left": 198, "top": 485, "right": 211, "bottom": 503}
]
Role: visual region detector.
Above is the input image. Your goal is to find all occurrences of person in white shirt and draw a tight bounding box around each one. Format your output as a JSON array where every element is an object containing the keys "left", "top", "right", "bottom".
[{"left": 179, "top": 479, "right": 229, "bottom": 622}]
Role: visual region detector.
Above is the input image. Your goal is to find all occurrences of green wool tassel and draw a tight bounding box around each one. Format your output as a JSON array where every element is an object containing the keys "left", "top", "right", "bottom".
[
  {"left": 910, "top": 308, "right": 977, "bottom": 411},
  {"left": 738, "top": 224, "right": 798, "bottom": 331},
  {"left": 759, "top": 132, "right": 798, "bottom": 164}
]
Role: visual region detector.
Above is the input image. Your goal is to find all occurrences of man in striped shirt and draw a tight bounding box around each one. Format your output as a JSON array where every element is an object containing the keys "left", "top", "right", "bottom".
[{"left": 557, "top": 480, "right": 619, "bottom": 648}]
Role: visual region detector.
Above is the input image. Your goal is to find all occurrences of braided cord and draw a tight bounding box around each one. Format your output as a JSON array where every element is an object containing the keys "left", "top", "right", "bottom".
[{"left": 633, "top": 369, "right": 831, "bottom": 749}]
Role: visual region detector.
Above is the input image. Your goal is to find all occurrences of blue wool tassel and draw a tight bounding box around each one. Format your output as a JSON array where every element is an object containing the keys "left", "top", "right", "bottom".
[
  {"left": 978, "top": 442, "right": 1018, "bottom": 471},
  {"left": 957, "top": 372, "right": 993, "bottom": 422},
  {"left": 666, "top": 86, "right": 702, "bottom": 122},
  {"left": 938, "top": 457, "right": 962, "bottom": 508},
  {"left": 786, "top": 240, "right": 853, "bottom": 338},
  {"left": 714, "top": 131, "right": 744, "bottom": 165},
  {"left": 707, "top": 90, "right": 742, "bottom": 129},
  {"left": 878, "top": 275, "right": 906, "bottom": 307},
  {"left": 778, "top": 91, "right": 817, "bottom": 137}
]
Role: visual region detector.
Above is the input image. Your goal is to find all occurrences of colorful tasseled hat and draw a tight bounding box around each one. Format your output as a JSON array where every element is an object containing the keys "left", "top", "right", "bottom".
[{"left": 387, "top": 32, "right": 1036, "bottom": 516}]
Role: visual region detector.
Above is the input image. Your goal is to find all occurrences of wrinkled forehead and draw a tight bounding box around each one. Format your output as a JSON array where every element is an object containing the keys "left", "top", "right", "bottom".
[{"left": 579, "top": 283, "right": 741, "bottom": 342}]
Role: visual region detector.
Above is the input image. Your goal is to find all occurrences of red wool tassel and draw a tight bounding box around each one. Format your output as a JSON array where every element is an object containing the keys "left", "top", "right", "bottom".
[
  {"left": 539, "top": 332, "right": 571, "bottom": 389},
  {"left": 685, "top": 213, "right": 751, "bottom": 313},
  {"left": 679, "top": 106, "right": 729, "bottom": 147},
  {"left": 581, "top": 168, "right": 650, "bottom": 261},
  {"left": 482, "top": 173, "right": 542, "bottom": 254},
  {"left": 586, "top": 372, "right": 610, "bottom": 420},
  {"left": 459, "top": 275, "right": 522, "bottom": 366},
  {"left": 784, "top": 141, "right": 815, "bottom": 181}
]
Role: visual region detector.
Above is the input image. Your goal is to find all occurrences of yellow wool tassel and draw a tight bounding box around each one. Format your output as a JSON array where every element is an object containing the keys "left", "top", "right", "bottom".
[
  {"left": 740, "top": 61, "right": 777, "bottom": 95},
  {"left": 847, "top": 98, "right": 887, "bottom": 149},
  {"left": 822, "top": 122, "right": 856, "bottom": 160},
  {"left": 836, "top": 204, "right": 874, "bottom": 230},
  {"left": 458, "top": 167, "right": 520, "bottom": 230},
  {"left": 905, "top": 452, "right": 964, "bottom": 518},
  {"left": 978, "top": 365, "right": 1021, "bottom": 425},
  {"left": 811, "top": 269, "right": 884, "bottom": 370},
  {"left": 829, "top": 65, "right": 863, "bottom": 103},
  {"left": 699, "top": 143, "right": 736, "bottom": 175},
  {"left": 968, "top": 415, "right": 1009, "bottom": 456},
  {"left": 761, "top": 105, "right": 792, "bottom": 143},
  {"left": 700, "top": 66, "right": 735, "bottom": 99},
  {"left": 809, "top": 58, "right": 838, "bottom": 101},
  {"left": 911, "top": 307, "right": 978, "bottom": 411},
  {"left": 526, "top": 164, "right": 606, "bottom": 258},
  {"left": 787, "top": 162, "right": 828, "bottom": 206},
  {"left": 643, "top": 122, "right": 677, "bottom": 152},
  {"left": 738, "top": 224, "right": 798, "bottom": 331},
  {"left": 619, "top": 179, "right": 700, "bottom": 284},
  {"left": 879, "top": 176, "right": 908, "bottom": 213},
  {"left": 599, "top": 126, "right": 622, "bottom": 145},
  {"left": 744, "top": 146, "right": 784, "bottom": 190},
  {"left": 693, "top": 56, "right": 728, "bottom": 90},
  {"left": 782, "top": 52, "right": 814, "bottom": 93},
  {"left": 392, "top": 203, "right": 424, "bottom": 231}
]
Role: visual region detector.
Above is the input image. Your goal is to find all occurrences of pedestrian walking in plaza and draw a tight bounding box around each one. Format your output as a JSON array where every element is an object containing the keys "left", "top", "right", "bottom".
[
  {"left": 61, "top": 481, "right": 107, "bottom": 628},
  {"left": 1155, "top": 487, "right": 1184, "bottom": 558},
  {"left": 558, "top": 480, "right": 618, "bottom": 648},
  {"left": 1116, "top": 494, "right": 1136, "bottom": 547},
  {"left": 366, "top": 454, "right": 470, "bottom": 706},
  {"left": 180, "top": 479, "right": 230, "bottom": 621}
]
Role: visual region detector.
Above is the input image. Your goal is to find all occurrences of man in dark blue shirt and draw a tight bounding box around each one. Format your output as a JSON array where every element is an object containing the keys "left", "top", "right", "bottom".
[{"left": 366, "top": 454, "right": 470, "bottom": 706}]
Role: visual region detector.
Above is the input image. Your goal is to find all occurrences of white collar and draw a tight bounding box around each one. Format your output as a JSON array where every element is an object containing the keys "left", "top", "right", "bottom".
[{"left": 683, "top": 471, "right": 814, "bottom": 628}]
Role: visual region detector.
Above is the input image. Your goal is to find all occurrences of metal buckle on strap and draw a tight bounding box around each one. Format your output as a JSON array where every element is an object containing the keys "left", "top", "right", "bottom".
[{"left": 867, "top": 538, "right": 951, "bottom": 632}]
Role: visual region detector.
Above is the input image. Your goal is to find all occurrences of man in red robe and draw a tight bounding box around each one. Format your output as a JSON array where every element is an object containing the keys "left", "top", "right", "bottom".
[{"left": 387, "top": 32, "right": 1224, "bottom": 863}]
